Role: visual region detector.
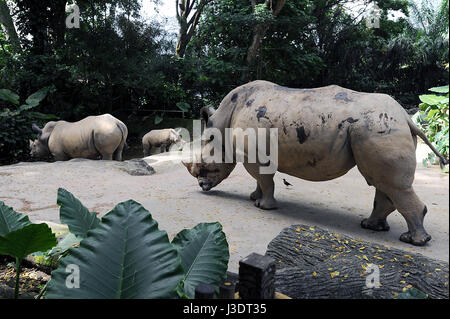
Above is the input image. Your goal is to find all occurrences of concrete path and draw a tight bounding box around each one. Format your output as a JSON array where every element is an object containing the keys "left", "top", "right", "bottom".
[{"left": 0, "top": 144, "right": 448, "bottom": 272}]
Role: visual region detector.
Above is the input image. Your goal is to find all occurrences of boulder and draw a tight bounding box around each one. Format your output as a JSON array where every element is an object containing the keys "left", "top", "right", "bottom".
[{"left": 116, "top": 159, "right": 155, "bottom": 176}]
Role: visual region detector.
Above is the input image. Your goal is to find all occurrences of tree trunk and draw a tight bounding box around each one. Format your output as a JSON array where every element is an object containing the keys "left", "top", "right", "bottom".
[
  {"left": 243, "top": 0, "right": 286, "bottom": 81},
  {"left": 246, "top": 24, "right": 268, "bottom": 66},
  {"left": 176, "top": 20, "right": 189, "bottom": 57},
  {"left": 0, "top": 0, "right": 21, "bottom": 52},
  {"left": 266, "top": 225, "right": 449, "bottom": 299}
]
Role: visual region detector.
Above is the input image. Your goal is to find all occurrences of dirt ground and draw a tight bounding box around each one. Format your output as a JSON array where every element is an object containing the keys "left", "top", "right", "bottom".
[{"left": 0, "top": 144, "right": 448, "bottom": 272}]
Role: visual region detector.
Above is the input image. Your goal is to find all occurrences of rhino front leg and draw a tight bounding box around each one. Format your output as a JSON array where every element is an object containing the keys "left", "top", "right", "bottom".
[
  {"left": 250, "top": 182, "right": 263, "bottom": 201},
  {"left": 53, "top": 152, "right": 70, "bottom": 161},
  {"left": 243, "top": 163, "right": 277, "bottom": 210},
  {"left": 143, "top": 143, "right": 152, "bottom": 157}
]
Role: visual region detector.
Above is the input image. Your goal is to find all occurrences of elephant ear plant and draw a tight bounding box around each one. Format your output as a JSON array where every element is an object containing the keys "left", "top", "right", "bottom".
[
  {"left": 42, "top": 188, "right": 229, "bottom": 299},
  {"left": 173, "top": 222, "right": 229, "bottom": 298},
  {"left": 43, "top": 188, "right": 101, "bottom": 259},
  {"left": 0, "top": 201, "right": 57, "bottom": 299}
]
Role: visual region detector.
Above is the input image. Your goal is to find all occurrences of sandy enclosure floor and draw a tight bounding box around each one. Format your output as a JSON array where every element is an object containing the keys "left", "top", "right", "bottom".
[{"left": 0, "top": 147, "right": 448, "bottom": 272}]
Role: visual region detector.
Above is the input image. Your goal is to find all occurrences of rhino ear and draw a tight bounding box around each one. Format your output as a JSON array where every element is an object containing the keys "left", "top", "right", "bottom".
[
  {"left": 29, "top": 140, "right": 34, "bottom": 146},
  {"left": 170, "top": 129, "right": 178, "bottom": 140},
  {"left": 182, "top": 160, "right": 193, "bottom": 171},
  {"left": 182, "top": 160, "right": 197, "bottom": 177},
  {"left": 38, "top": 121, "right": 57, "bottom": 144},
  {"left": 31, "top": 124, "right": 42, "bottom": 135},
  {"left": 200, "top": 106, "right": 215, "bottom": 123}
]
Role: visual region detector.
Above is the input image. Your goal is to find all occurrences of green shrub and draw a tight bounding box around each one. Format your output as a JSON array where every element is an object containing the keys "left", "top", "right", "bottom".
[
  {"left": 0, "top": 87, "right": 57, "bottom": 164},
  {"left": 412, "top": 85, "right": 449, "bottom": 172}
]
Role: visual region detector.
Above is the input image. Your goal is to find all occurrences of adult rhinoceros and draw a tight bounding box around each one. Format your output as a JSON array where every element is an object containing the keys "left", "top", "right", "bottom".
[
  {"left": 30, "top": 114, "right": 128, "bottom": 161},
  {"left": 183, "top": 80, "right": 448, "bottom": 246}
]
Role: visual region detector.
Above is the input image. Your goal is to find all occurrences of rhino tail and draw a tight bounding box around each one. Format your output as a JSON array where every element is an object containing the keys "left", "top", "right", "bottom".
[{"left": 405, "top": 111, "right": 449, "bottom": 168}]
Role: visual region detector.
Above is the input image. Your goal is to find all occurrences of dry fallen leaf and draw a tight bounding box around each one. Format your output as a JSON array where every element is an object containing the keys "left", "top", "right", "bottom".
[{"left": 330, "top": 271, "right": 340, "bottom": 279}]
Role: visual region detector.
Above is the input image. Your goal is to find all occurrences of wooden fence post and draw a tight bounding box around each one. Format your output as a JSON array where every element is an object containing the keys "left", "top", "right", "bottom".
[
  {"left": 238, "top": 253, "right": 276, "bottom": 299},
  {"left": 194, "top": 283, "right": 215, "bottom": 299},
  {"left": 219, "top": 282, "right": 235, "bottom": 299}
]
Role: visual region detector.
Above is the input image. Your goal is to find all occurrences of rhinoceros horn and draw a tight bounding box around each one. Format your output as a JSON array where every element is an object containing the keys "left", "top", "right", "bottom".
[
  {"left": 200, "top": 106, "right": 215, "bottom": 123},
  {"left": 31, "top": 124, "right": 42, "bottom": 135}
]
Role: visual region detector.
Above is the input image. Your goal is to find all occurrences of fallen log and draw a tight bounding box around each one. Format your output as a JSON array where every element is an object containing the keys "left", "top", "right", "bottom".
[{"left": 266, "top": 225, "right": 449, "bottom": 299}]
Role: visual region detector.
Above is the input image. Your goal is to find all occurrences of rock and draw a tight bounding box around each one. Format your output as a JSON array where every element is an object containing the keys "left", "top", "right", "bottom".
[
  {"left": 116, "top": 159, "right": 155, "bottom": 176},
  {"left": 0, "top": 284, "right": 15, "bottom": 299},
  {"left": 406, "top": 107, "right": 420, "bottom": 115},
  {"left": 266, "top": 225, "right": 449, "bottom": 299}
]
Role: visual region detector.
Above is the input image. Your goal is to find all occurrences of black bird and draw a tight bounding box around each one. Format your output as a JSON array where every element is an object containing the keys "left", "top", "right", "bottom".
[{"left": 283, "top": 178, "right": 293, "bottom": 187}]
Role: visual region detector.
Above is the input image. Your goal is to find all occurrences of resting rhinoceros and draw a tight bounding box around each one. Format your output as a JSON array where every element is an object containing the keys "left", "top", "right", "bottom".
[
  {"left": 183, "top": 80, "right": 449, "bottom": 246},
  {"left": 30, "top": 114, "right": 128, "bottom": 161},
  {"left": 142, "top": 129, "right": 182, "bottom": 156}
]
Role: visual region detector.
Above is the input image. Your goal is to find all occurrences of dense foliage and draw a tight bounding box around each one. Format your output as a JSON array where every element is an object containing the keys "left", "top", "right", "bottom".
[
  {"left": 187, "top": 0, "right": 448, "bottom": 105},
  {"left": 0, "top": 87, "right": 57, "bottom": 163},
  {"left": 0, "top": 0, "right": 449, "bottom": 164},
  {"left": 413, "top": 83, "right": 449, "bottom": 171}
]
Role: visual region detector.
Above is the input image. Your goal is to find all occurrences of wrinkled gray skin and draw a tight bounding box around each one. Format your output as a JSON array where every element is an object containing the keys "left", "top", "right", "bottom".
[
  {"left": 142, "top": 129, "right": 182, "bottom": 156},
  {"left": 30, "top": 114, "right": 128, "bottom": 161},
  {"left": 183, "top": 80, "right": 449, "bottom": 246}
]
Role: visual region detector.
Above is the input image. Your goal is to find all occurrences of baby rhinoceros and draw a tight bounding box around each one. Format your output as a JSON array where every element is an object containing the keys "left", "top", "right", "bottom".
[
  {"left": 30, "top": 114, "right": 128, "bottom": 161},
  {"left": 142, "top": 128, "right": 183, "bottom": 157}
]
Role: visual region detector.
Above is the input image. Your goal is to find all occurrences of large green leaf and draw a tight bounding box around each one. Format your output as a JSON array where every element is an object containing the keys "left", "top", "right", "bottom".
[
  {"left": 57, "top": 188, "right": 100, "bottom": 238},
  {"left": 419, "top": 94, "right": 447, "bottom": 106},
  {"left": 0, "top": 201, "right": 32, "bottom": 236},
  {"left": 45, "top": 200, "right": 184, "bottom": 299},
  {"left": 25, "top": 88, "right": 50, "bottom": 106},
  {"left": 0, "top": 89, "right": 19, "bottom": 105},
  {"left": 429, "top": 85, "right": 449, "bottom": 94},
  {"left": 0, "top": 224, "right": 57, "bottom": 259},
  {"left": 396, "top": 287, "right": 428, "bottom": 299},
  {"left": 176, "top": 102, "right": 190, "bottom": 112},
  {"left": 154, "top": 114, "right": 163, "bottom": 125},
  {"left": 28, "top": 112, "right": 59, "bottom": 120},
  {"left": 47, "top": 232, "right": 82, "bottom": 257},
  {"left": 172, "top": 222, "right": 229, "bottom": 298}
]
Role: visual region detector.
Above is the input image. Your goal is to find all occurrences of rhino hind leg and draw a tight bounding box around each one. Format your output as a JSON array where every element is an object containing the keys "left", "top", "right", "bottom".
[
  {"left": 390, "top": 188, "right": 431, "bottom": 246},
  {"left": 113, "top": 141, "right": 125, "bottom": 161},
  {"left": 361, "top": 189, "right": 395, "bottom": 231},
  {"left": 100, "top": 151, "right": 114, "bottom": 160},
  {"left": 351, "top": 132, "right": 431, "bottom": 246}
]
